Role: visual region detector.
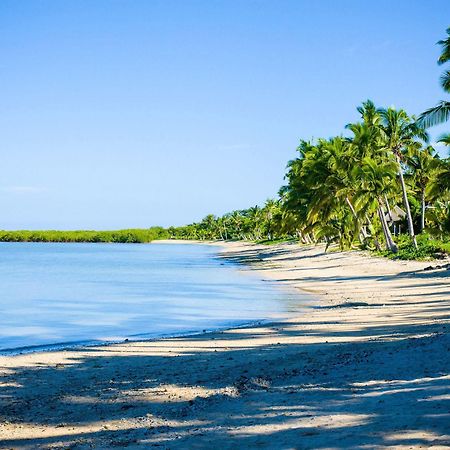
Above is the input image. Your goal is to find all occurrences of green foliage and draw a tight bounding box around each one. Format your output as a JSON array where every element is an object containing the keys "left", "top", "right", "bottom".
[
  {"left": 168, "top": 199, "right": 289, "bottom": 242},
  {"left": 418, "top": 27, "right": 450, "bottom": 127},
  {"left": 0, "top": 227, "right": 169, "bottom": 243},
  {"left": 377, "top": 233, "right": 450, "bottom": 260},
  {"left": 279, "top": 96, "right": 450, "bottom": 255}
]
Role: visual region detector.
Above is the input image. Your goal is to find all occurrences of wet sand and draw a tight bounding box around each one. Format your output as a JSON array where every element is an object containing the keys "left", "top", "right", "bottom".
[{"left": 0, "top": 242, "right": 449, "bottom": 449}]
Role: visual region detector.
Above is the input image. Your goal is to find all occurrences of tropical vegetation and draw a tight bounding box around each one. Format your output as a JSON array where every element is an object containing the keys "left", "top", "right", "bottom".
[{"left": 168, "top": 100, "right": 450, "bottom": 259}]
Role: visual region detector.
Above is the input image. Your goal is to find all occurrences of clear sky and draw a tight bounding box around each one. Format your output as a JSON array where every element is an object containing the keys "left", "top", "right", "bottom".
[{"left": 1, "top": 1, "right": 449, "bottom": 229}]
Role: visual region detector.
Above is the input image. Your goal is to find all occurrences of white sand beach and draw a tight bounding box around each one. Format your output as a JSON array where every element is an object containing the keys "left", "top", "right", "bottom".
[{"left": 0, "top": 242, "right": 449, "bottom": 449}]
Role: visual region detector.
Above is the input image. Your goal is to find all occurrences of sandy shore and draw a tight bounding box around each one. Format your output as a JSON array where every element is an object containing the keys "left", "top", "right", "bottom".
[{"left": 1, "top": 242, "right": 449, "bottom": 449}]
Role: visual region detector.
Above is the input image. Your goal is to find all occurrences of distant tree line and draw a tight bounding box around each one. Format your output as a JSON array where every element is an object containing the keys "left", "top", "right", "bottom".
[{"left": 0, "top": 227, "right": 169, "bottom": 243}]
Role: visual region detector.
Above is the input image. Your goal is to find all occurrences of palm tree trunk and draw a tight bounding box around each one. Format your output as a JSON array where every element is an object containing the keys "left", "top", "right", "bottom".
[
  {"left": 384, "top": 195, "right": 393, "bottom": 223},
  {"left": 395, "top": 154, "right": 418, "bottom": 249},
  {"left": 365, "top": 214, "right": 382, "bottom": 251},
  {"left": 421, "top": 188, "right": 426, "bottom": 232},
  {"left": 378, "top": 204, "right": 398, "bottom": 253},
  {"left": 301, "top": 233, "right": 311, "bottom": 244},
  {"left": 345, "top": 197, "right": 368, "bottom": 240}
]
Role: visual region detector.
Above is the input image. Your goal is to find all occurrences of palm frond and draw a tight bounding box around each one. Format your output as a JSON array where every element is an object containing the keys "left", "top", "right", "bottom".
[
  {"left": 440, "top": 70, "right": 450, "bottom": 93},
  {"left": 417, "top": 101, "right": 450, "bottom": 128},
  {"left": 437, "top": 133, "right": 450, "bottom": 147},
  {"left": 437, "top": 27, "right": 450, "bottom": 65}
]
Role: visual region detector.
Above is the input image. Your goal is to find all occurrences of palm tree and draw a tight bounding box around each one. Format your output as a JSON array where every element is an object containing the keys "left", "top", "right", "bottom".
[
  {"left": 378, "top": 107, "right": 428, "bottom": 248},
  {"left": 418, "top": 27, "right": 450, "bottom": 128},
  {"left": 437, "top": 27, "right": 450, "bottom": 65},
  {"left": 282, "top": 134, "right": 381, "bottom": 250},
  {"left": 244, "top": 206, "right": 263, "bottom": 240},
  {"left": 353, "top": 158, "right": 399, "bottom": 253},
  {"left": 405, "top": 145, "right": 441, "bottom": 231},
  {"left": 429, "top": 157, "right": 450, "bottom": 196},
  {"left": 280, "top": 140, "right": 316, "bottom": 243},
  {"left": 347, "top": 101, "right": 401, "bottom": 250},
  {"left": 262, "top": 199, "right": 279, "bottom": 240},
  {"left": 319, "top": 137, "right": 371, "bottom": 243}
]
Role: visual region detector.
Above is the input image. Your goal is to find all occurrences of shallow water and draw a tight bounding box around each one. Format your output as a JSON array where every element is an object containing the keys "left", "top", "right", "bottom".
[{"left": 0, "top": 242, "right": 306, "bottom": 353}]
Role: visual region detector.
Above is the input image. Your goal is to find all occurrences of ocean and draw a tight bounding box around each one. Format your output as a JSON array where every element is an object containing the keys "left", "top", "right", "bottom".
[{"left": 0, "top": 242, "right": 305, "bottom": 353}]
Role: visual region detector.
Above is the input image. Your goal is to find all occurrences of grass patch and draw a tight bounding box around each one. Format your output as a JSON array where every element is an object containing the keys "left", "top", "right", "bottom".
[{"left": 376, "top": 233, "right": 450, "bottom": 260}]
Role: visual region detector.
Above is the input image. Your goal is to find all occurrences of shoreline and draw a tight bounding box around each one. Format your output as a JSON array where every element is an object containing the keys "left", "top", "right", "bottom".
[
  {"left": 0, "top": 240, "right": 304, "bottom": 357},
  {"left": 0, "top": 318, "right": 272, "bottom": 358},
  {"left": 1, "top": 241, "right": 449, "bottom": 448}
]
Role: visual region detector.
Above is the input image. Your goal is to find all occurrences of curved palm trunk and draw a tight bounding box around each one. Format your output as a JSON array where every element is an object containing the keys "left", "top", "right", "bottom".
[
  {"left": 345, "top": 196, "right": 368, "bottom": 241},
  {"left": 395, "top": 154, "right": 418, "bottom": 249},
  {"left": 384, "top": 195, "right": 393, "bottom": 222},
  {"left": 421, "top": 188, "right": 426, "bottom": 232},
  {"left": 378, "top": 203, "right": 398, "bottom": 253},
  {"left": 365, "top": 214, "right": 382, "bottom": 251}
]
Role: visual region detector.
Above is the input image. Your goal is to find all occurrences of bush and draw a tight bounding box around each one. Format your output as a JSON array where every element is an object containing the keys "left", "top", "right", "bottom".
[{"left": 376, "top": 233, "right": 450, "bottom": 260}]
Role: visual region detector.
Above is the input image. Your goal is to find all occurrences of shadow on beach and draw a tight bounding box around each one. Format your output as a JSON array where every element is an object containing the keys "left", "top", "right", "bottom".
[{"left": 1, "top": 318, "right": 449, "bottom": 449}]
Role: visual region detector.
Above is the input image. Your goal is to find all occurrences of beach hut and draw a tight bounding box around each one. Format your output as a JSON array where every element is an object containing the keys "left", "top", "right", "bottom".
[{"left": 385, "top": 205, "right": 406, "bottom": 235}]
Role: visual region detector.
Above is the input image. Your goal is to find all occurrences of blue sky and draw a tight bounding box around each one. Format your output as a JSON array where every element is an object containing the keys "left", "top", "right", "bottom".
[{"left": 1, "top": 1, "right": 449, "bottom": 229}]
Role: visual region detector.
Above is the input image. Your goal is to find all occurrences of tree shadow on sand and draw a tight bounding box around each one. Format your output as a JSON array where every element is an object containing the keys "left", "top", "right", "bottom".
[{"left": 1, "top": 314, "right": 449, "bottom": 449}]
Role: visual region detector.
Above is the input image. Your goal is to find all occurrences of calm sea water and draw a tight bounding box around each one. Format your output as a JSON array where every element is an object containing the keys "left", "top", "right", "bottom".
[{"left": 0, "top": 242, "right": 305, "bottom": 353}]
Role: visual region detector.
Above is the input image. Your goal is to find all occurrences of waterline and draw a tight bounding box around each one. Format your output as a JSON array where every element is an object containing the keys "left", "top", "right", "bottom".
[{"left": 0, "top": 242, "right": 308, "bottom": 353}]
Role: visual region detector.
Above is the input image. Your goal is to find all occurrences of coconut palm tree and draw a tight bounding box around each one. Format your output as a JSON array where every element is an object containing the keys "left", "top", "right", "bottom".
[
  {"left": 378, "top": 107, "right": 428, "bottom": 248},
  {"left": 429, "top": 157, "right": 450, "bottom": 196},
  {"left": 262, "top": 199, "right": 280, "bottom": 240},
  {"left": 437, "top": 27, "right": 450, "bottom": 65},
  {"left": 280, "top": 140, "right": 316, "bottom": 242},
  {"left": 346, "top": 101, "right": 400, "bottom": 249},
  {"left": 418, "top": 27, "right": 450, "bottom": 128},
  {"left": 353, "top": 157, "right": 399, "bottom": 253},
  {"left": 405, "top": 145, "right": 441, "bottom": 231},
  {"left": 282, "top": 135, "right": 378, "bottom": 249}
]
